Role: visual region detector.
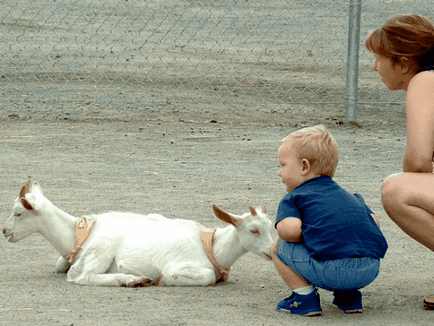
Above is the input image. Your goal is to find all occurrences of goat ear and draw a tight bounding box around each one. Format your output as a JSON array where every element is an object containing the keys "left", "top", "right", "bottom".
[
  {"left": 19, "top": 180, "right": 31, "bottom": 198},
  {"left": 19, "top": 181, "right": 34, "bottom": 211},
  {"left": 21, "top": 197, "right": 34, "bottom": 211},
  {"left": 249, "top": 205, "right": 258, "bottom": 216},
  {"left": 31, "top": 181, "right": 43, "bottom": 195},
  {"left": 212, "top": 204, "right": 242, "bottom": 227}
]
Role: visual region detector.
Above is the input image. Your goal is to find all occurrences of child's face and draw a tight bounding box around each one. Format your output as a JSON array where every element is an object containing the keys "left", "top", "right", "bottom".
[{"left": 277, "top": 142, "right": 306, "bottom": 193}]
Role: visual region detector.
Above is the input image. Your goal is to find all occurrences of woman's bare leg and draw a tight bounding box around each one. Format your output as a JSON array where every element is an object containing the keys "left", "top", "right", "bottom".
[{"left": 382, "top": 172, "right": 434, "bottom": 250}]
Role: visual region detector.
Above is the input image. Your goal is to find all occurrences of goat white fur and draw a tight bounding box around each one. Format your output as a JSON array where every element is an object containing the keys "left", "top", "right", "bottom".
[{"left": 3, "top": 181, "right": 273, "bottom": 287}]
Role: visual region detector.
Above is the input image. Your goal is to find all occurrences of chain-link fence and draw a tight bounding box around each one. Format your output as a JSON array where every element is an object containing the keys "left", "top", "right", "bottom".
[{"left": 0, "top": 0, "right": 431, "bottom": 121}]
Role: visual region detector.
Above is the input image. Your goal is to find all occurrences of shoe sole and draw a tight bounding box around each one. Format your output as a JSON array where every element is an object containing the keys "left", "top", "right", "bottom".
[
  {"left": 342, "top": 309, "right": 363, "bottom": 314},
  {"left": 276, "top": 308, "right": 321, "bottom": 317},
  {"left": 335, "top": 305, "right": 363, "bottom": 314}
]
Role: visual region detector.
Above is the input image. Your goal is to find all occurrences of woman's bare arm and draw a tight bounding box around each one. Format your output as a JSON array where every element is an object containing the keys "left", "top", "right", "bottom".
[{"left": 404, "top": 72, "right": 434, "bottom": 172}]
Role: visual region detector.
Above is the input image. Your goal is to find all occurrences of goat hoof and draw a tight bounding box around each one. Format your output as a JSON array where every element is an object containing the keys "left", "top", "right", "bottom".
[{"left": 128, "top": 277, "right": 153, "bottom": 288}]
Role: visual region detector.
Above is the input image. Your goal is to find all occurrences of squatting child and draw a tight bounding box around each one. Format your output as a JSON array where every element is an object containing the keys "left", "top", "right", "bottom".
[{"left": 271, "top": 125, "right": 388, "bottom": 316}]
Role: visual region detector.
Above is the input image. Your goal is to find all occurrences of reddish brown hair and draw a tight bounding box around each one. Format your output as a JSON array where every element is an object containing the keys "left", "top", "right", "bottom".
[{"left": 366, "top": 15, "right": 434, "bottom": 69}]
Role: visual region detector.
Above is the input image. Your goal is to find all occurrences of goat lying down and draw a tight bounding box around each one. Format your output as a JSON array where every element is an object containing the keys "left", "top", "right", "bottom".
[{"left": 3, "top": 181, "right": 273, "bottom": 287}]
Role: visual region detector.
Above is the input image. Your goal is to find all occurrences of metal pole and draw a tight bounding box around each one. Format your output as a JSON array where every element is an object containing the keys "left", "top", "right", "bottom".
[{"left": 345, "top": 0, "right": 362, "bottom": 123}]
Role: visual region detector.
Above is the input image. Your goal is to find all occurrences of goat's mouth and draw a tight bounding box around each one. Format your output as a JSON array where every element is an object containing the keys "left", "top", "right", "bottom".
[
  {"left": 263, "top": 252, "right": 272, "bottom": 260},
  {"left": 3, "top": 233, "right": 15, "bottom": 242}
]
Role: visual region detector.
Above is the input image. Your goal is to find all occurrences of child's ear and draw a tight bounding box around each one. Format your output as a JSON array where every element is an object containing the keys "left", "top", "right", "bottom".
[{"left": 300, "top": 158, "right": 311, "bottom": 175}]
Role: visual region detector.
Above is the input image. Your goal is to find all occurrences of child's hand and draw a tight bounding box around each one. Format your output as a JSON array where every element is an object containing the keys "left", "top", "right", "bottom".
[
  {"left": 371, "top": 213, "right": 380, "bottom": 227},
  {"left": 276, "top": 217, "right": 302, "bottom": 243}
]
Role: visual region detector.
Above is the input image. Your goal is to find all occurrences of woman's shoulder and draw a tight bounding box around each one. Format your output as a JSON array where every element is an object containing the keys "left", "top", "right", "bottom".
[
  {"left": 407, "top": 70, "right": 434, "bottom": 95},
  {"left": 409, "top": 70, "right": 434, "bottom": 86}
]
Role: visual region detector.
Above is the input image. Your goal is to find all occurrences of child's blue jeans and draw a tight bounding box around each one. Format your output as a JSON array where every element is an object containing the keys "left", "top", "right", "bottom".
[{"left": 275, "top": 238, "right": 380, "bottom": 291}]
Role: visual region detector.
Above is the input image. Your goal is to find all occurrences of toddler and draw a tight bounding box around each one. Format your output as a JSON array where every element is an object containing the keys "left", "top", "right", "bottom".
[{"left": 272, "top": 125, "right": 388, "bottom": 316}]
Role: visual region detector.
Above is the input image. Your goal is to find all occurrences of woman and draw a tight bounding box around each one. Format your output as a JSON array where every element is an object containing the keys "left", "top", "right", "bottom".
[{"left": 366, "top": 14, "right": 434, "bottom": 309}]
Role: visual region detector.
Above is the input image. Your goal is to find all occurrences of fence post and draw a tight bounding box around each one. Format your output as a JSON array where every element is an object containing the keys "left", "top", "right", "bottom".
[{"left": 345, "top": 0, "right": 362, "bottom": 123}]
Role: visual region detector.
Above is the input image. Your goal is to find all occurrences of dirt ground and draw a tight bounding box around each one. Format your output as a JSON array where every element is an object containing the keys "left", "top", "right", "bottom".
[
  {"left": 1, "top": 107, "right": 434, "bottom": 326},
  {"left": 1, "top": 1, "right": 434, "bottom": 325}
]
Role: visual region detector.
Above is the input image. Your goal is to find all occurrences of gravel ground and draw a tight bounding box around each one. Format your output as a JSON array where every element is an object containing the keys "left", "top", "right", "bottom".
[
  {"left": 1, "top": 1, "right": 434, "bottom": 325},
  {"left": 1, "top": 111, "right": 433, "bottom": 325}
]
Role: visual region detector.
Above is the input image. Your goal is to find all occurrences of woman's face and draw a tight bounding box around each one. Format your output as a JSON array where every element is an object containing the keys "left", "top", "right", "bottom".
[{"left": 373, "top": 54, "right": 405, "bottom": 91}]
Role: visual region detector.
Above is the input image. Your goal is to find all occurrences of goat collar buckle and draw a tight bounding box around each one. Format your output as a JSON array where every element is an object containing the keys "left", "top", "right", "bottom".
[
  {"left": 65, "top": 216, "right": 96, "bottom": 263},
  {"left": 201, "top": 228, "right": 231, "bottom": 284}
]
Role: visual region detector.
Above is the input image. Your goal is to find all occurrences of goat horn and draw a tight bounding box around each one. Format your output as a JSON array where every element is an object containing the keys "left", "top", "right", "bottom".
[
  {"left": 262, "top": 204, "right": 267, "bottom": 214},
  {"left": 19, "top": 180, "right": 31, "bottom": 199},
  {"left": 248, "top": 205, "right": 258, "bottom": 216}
]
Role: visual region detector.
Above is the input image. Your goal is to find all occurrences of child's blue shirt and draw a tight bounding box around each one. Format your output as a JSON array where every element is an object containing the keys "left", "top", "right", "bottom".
[{"left": 275, "top": 176, "right": 388, "bottom": 261}]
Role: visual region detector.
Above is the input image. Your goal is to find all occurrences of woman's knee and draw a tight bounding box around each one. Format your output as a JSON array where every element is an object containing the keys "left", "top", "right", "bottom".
[{"left": 381, "top": 173, "right": 404, "bottom": 206}]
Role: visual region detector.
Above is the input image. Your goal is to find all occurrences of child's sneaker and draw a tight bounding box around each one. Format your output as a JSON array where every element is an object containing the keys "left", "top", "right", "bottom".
[
  {"left": 276, "top": 290, "right": 322, "bottom": 316},
  {"left": 333, "top": 290, "right": 363, "bottom": 313}
]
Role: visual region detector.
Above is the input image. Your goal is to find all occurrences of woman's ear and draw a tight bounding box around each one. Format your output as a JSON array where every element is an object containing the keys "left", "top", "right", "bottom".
[{"left": 398, "top": 57, "right": 416, "bottom": 74}]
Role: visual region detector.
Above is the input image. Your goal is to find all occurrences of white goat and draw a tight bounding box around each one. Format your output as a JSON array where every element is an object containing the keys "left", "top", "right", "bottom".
[{"left": 2, "top": 181, "right": 273, "bottom": 287}]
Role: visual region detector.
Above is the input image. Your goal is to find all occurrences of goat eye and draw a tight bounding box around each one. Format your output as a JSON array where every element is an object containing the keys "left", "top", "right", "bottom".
[
  {"left": 250, "top": 229, "right": 260, "bottom": 235},
  {"left": 16, "top": 213, "right": 21, "bottom": 217}
]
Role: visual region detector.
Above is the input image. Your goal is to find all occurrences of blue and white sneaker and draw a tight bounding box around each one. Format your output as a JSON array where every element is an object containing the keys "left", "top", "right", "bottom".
[
  {"left": 276, "top": 290, "right": 322, "bottom": 316},
  {"left": 333, "top": 290, "right": 363, "bottom": 313}
]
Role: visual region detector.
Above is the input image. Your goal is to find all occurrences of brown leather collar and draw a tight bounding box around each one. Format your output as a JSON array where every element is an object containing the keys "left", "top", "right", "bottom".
[
  {"left": 201, "top": 228, "right": 231, "bottom": 284},
  {"left": 65, "top": 216, "right": 96, "bottom": 263}
]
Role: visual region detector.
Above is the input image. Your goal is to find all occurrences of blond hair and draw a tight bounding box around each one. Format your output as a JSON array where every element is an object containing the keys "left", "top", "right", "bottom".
[{"left": 282, "top": 125, "right": 339, "bottom": 177}]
